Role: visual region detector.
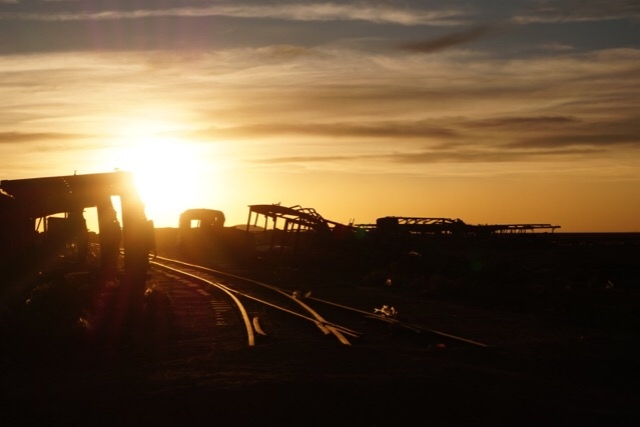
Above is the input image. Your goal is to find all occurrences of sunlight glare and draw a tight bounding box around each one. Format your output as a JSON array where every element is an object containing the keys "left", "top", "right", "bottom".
[{"left": 114, "top": 133, "right": 208, "bottom": 227}]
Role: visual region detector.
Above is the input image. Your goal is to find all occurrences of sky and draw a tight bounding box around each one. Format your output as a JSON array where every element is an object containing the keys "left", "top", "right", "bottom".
[{"left": 1, "top": 0, "right": 639, "bottom": 232}]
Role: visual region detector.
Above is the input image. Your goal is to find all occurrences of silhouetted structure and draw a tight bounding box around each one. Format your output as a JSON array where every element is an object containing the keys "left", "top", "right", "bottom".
[
  {"left": 177, "top": 208, "right": 226, "bottom": 257},
  {"left": 374, "top": 216, "right": 468, "bottom": 236},
  {"left": 246, "top": 204, "right": 356, "bottom": 253},
  {"left": 180, "top": 208, "right": 226, "bottom": 229},
  {"left": 238, "top": 205, "right": 561, "bottom": 262},
  {"left": 0, "top": 171, "right": 152, "bottom": 304},
  {"left": 177, "top": 208, "right": 253, "bottom": 265},
  {"left": 371, "top": 216, "right": 560, "bottom": 237}
]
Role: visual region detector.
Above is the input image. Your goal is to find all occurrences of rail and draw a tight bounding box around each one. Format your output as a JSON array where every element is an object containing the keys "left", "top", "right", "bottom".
[
  {"left": 150, "top": 260, "right": 256, "bottom": 347},
  {"left": 151, "top": 256, "right": 359, "bottom": 345}
]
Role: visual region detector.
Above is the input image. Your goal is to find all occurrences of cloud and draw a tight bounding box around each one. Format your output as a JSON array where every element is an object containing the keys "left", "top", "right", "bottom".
[
  {"left": 204, "top": 121, "right": 458, "bottom": 139},
  {"left": 1, "top": 35, "right": 638, "bottom": 176},
  {"left": 508, "top": 122, "right": 640, "bottom": 149},
  {"left": 255, "top": 44, "right": 314, "bottom": 59},
  {"left": 513, "top": 0, "right": 640, "bottom": 23},
  {"left": 460, "top": 115, "right": 640, "bottom": 151},
  {"left": 387, "top": 146, "right": 605, "bottom": 164},
  {"left": 251, "top": 144, "right": 605, "bottom": 166},
  {"left": 0, "top": 2, "right": 470, "bottom": 26},
  {"left": 252, "top": 154, "right": 355, "bottom": 164},
  {"left": 0, "top": 131, "right": 88, "bottom": 144},
  {"left": 462, "top": 115, "right": 582, "bottom": 130},
  {"left": 210, "top": 111, "right": 638, "bottom": 166},
  {"left": 397, "top": 25, "right": 504, "bottom": 53}
]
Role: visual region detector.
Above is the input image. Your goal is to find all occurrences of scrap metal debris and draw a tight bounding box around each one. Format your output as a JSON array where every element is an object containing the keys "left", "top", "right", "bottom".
[
  {"left": 292, "top": 290, "right": 312, "bottom": 299},
  {"left": 374, "top": 304, "right": 397, "bottom": 318}
]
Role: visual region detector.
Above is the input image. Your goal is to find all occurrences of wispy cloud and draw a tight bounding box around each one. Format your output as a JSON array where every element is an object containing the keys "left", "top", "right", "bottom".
[
  {"left": 206, "top": 121, "right": 458, "bottom": 139},
  {"left": 387, "top": 146, "right": 605, "bottom": 164},
  {"left": 1, "top": 37, "right": 639, "bottom": 176},
  {"left": 251, "top": 144, "right": 606, "bottom": 166},
  {"left": 508, "top": 118, "right": 640, "bottom": 149},
  {"left": 253, "top": 154, "right": 355, "bottom": 164},
  {"left": 462, "top": 115, "right": 581, "bottom": 130},
  {"left": 397, "top": 25, "right": 505, "bottom": 53},
  {"left": 0, "top": 131, "right": 88, "bottom": 144},
  {"left": 0, "top": 3, "right": 469, "bottom": 26},
  {"left": 513, "top": 0, "right": 640, "bottom": 23}
]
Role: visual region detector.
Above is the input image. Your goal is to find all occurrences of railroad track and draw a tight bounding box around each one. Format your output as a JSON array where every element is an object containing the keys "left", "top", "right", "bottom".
[
  {"left": 150, "top": 256, "right": 360, "bottom": 347},
  {"left": 149, "top": 256, "right": 490, "bottom": 351}
]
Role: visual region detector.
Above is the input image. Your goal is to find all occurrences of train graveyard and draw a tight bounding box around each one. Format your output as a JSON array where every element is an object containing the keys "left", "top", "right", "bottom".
[{"left": 1, "top": 225, "right": 638, "bottom": 425}]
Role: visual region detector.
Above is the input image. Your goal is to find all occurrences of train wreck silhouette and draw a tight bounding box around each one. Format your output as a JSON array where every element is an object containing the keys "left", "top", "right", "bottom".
[
  {"left": 178, "top": 204, "right": 559, "bottom": 253},
  {"left": 1, "top": 171, "right": 560, "bottom": 309},
  {"left": 176, "top": 203, "right": 560, "bottom": 270},
  {"left": 0, "top": 171, "right": 153, "bottom": 310}
]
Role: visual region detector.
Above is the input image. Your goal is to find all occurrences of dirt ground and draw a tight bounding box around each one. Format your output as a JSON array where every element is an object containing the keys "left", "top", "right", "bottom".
[{"left": 2, "top": 233, "right": 639, "bottom": 426}]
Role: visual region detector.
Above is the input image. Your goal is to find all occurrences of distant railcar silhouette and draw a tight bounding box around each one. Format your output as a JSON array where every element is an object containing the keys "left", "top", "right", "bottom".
[{"left": 177, "top": 208, "right": 254, "bottom": 265}]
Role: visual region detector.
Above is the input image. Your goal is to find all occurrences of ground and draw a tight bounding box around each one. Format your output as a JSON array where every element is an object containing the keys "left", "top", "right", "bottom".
[{"left": 1, "top": 233, "right": 639, "bottom": 425}]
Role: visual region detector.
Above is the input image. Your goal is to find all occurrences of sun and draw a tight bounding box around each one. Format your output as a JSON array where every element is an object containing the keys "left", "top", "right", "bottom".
[{"left": 112, "top": 134, "right": 209, "bottom": 227}]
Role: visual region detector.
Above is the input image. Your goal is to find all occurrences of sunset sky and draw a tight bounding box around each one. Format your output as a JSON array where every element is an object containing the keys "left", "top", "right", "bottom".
[{"left": 1, "top": 1, "right": 639, "bottom": 232}]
